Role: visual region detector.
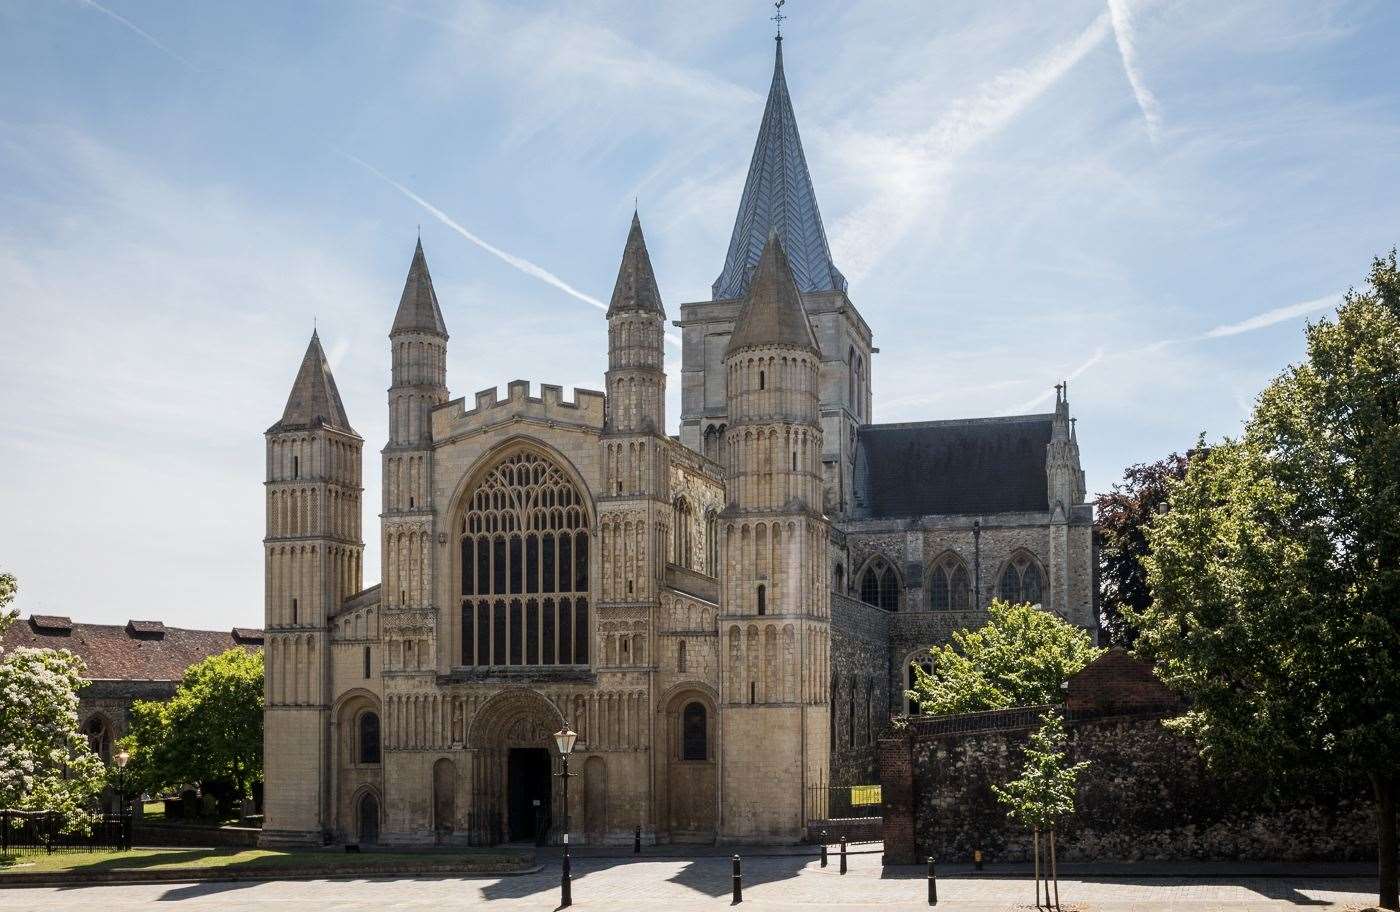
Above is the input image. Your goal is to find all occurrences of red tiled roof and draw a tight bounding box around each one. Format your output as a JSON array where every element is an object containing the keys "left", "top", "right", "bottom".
[{"left": 1, "top": 615, "right": 263, "bottom": 682}]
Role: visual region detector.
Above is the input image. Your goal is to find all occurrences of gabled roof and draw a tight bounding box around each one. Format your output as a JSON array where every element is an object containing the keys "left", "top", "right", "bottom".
[
  {"left": 268, "top": 330, "right": 357, "bottom": 436},
  {"left": 855, "top": 416, "right": 1054, "bottom": 517},
  {"left": 606, "top": 212, "right": 665, "bottom": 317},
  {"left": 3, "top": 616, "right": 263, "bottom": 682},
  {"left": 727, "top": 232, "right": 819, "bottom": 357},
  {"left": 392, "top": 238, "right": 448, "bottom": 337},
  {"left": 712, "top": 38, "right": 846, "bottom": 301}
]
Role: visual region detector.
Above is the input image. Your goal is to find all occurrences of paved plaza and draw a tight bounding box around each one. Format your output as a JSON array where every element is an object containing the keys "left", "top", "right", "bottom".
[{"left": 0, "top": 852, "right": 1380, "bottom": 911}]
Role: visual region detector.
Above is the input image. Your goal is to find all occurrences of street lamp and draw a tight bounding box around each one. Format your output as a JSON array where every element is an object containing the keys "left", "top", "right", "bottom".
[
  {"left": 112, "top": 749, "right": 131, "bottom": 849},
  {"left": 553, "top": 728, "right": 577, "bottom": 908}
]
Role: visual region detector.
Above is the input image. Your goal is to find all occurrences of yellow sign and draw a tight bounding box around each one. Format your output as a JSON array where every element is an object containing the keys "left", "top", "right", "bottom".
[{"left": 850, "top": 785, "right": 882, "bottom": 806}]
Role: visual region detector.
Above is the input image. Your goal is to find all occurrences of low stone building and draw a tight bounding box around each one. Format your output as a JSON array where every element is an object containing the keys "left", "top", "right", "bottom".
[
  {"left": 880, "top": 651, "right": 1374, "bottom": 865},
  {"left": 0, "top": 614, "right": 264, "bottom": 762}
]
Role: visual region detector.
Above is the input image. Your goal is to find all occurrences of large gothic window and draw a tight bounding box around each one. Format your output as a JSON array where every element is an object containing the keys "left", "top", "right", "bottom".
[
  {"left": 84, "top": 716, "right": 112, "bottom": 763},
  {"left": 458, "top": 450, "right": 591, "bottom": 667},
  {"left": 998, "top": 553, "right": 1044, "bottom": 605},
  {"left": 928, "top": 554, "right": 971, "bottom": 611},
  {"left": 858, "top": 557, "right": 900, "bottom": 611}
]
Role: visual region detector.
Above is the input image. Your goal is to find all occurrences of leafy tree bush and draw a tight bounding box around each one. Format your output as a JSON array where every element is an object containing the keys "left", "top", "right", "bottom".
[
  {"left": 1134, "top": 252, "right": 1400, "bottom": 909},
  {"left": 123, "top": 647, "right": 263, "bottom": 802},
  {"left": 906, "top": 600, "right": 1103, "bottom": 715}
]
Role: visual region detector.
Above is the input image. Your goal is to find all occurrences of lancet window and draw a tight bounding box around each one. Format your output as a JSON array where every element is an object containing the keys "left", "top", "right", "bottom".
[{"left": 998, "top": 552, "right": 1044, "bottom": 606}]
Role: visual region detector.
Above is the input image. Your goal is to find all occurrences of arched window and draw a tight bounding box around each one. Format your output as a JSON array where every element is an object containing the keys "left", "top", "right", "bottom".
[
  {"left": 457, "top": 450, "right": 591, "bottom": 666},
  {"left": 677, "top": 640, "right": 688, "bottom": 673},
  {"left": 858, "top": 557, "right": 900, "bottom": 611},
  {"left": 756, "top": 584, "right": 766, "bottom": 615},
  {"left": 928, "top": 554, "right": 971, "bottom": 611},
  {"left": 672, "top": 497, "right": 694, "bottom": 569},
  {"left": 907, "top": 652, "right": 934, "bottom": 715},
  {"left": 84, "top": 716, "right": 112, "bottom": 763},
  {"left": 705, "top": 510, "right": 719, "bottom": 576},
  {"left": 998, "top": 553, "right": 1044, "bottom": 605},
  {"left": 833, "top": 563, "right": 845, "bottom": 594},
  {"left": 682, "top": 702, "right": 707, "bottom": 760},
  {"left": 359, "top": 711, "right": 381, "bottom": 764}
]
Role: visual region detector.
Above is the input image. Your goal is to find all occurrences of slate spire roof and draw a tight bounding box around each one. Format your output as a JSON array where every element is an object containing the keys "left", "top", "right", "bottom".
[
  {"left": 607, "top": 211, "right": 665, "bottom": 317},
  {"left": 712, "top": 38, "right": 846, "bottom": 301},
  {"left": 727, "top": 231, "right": 819, "bottom": 357},
  {"left": 391, "top": 238, "right": 448, "bottom": 337},
  {"left": 269, "top": 330, "right": 357, "bottom": 435}
]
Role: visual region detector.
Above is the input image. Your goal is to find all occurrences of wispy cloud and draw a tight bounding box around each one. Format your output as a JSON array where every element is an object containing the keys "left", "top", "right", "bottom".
[
  {"left": 342, "top": 151, "right": 680, "bottom": 346},
  {"left": 1203, "top": 292, "right": 1340, "bottom": 338},
  {"left": 77, "top": 0, "right": 196, "bottom": 70},
  {"left": 1107, "top": 0, "right": 1162, "bottom": 141},
  {"left": 830, "top": 12, "right": 1113, "bottom": 282},
  {"left": 1000, "top": 291, "right": 1342, "bottom": 413}
]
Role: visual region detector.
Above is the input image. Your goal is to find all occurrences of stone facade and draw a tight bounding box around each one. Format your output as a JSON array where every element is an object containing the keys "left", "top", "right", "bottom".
[
  {"left": 880, "top": 652, "right": 1374, "bottom": 865},
  {"left": 260, "top": 36, "right": 1097, "bottom": 848}
]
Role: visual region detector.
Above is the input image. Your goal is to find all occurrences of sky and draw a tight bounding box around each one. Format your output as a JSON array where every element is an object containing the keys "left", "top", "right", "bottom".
[{"left": 2, "top": 0, "right": 1398, "bottom": 630}]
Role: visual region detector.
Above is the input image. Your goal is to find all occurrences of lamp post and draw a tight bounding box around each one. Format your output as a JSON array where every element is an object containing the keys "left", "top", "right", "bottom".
[
  {"left": 553, "top": 727, "right": 577, "bottom": 908},
  {"left": 113, "top": 749, "right": 131, "bottom": 850}
]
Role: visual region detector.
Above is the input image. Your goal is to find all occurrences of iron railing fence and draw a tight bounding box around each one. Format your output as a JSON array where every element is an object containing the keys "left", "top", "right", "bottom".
[{"left": 0, "top": 810, "right": 132, "bottom": 854}]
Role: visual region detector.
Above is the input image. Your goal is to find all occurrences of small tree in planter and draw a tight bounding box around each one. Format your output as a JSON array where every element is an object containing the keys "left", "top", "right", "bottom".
[{"left": 993, "top": 711, "right": 1088, "bottom": 910}]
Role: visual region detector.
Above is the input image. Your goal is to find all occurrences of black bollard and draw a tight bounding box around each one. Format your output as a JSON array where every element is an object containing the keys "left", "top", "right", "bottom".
[
  {"left": 820, "top": 841, "right": 828, "bottom": 868},
  {"left": 732, "top": 854, "right": 743, "bottom": 904},
  {"left": 634, "top": 825, "right": 641, "bottom": 855},
  {"left": 839, "top": 836, "right": 847, "bottom": 875},
  {"left": 927, "top": 857, "right": 938, "bottom": 905}
]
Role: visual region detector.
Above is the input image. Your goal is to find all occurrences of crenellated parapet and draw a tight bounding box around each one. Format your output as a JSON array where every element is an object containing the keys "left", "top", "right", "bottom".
[{"left": 434, "top": 381, "right": 606, "bottom": 442}]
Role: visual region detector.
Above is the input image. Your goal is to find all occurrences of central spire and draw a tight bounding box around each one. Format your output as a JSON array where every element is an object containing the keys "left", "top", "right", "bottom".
[{"left": 711, "top": 36, "right": 846, "bottom": 301}]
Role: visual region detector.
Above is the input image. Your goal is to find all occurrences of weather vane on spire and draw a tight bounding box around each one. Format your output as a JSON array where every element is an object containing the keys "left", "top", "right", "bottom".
[{"left": 772, "top": 0, "right": 786, "bottom": 40}]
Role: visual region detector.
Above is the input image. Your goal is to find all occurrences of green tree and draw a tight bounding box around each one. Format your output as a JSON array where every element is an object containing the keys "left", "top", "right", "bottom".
[
  {"left": 1134, "top": 251, "right": 1400, "bottom": 909},
  {"left": 906, "top": 600, "right": 1103, "bottom": 715},
  {"left": 0, "top": 570, "right": 17, "bottom": 632},
  {"left": 993, "top": 710, "right": 1089, "bottom": 908},
  {"left": 1093, "top": 453, "right": 1191, "bottom": 647},
  {"left": 0, "top": 646, "right": 107, "bottom": 828},
  {"left": 123, "top": 647, "right": 264, "bottom": 800}
]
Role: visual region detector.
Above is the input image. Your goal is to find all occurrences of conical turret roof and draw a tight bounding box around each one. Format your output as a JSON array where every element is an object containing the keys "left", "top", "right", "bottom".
[
  {"left": 712, "top": 39, "right": 846, "bottom": 301},
  {"left": 607, "top": 212, "right": 665, "bottom": 317},
  {"left": 727, "top": 232, "right": 819, "bottom": 357},
  {"left": 269, "top": 330, "right": 357, "bottom": 435},
  {"left": 391, "top": 239, "right": 448, "bottom": 336}
]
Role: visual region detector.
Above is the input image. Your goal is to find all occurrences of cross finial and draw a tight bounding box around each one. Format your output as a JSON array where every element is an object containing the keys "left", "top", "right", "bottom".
[{"left": 772, "top": 0, "right": 786, "bottom": 40}]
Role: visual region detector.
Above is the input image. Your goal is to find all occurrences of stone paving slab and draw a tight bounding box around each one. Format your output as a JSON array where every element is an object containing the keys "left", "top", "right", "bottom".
[{"left": 0, "top": 852, "right": 1380, "bottom": 911}]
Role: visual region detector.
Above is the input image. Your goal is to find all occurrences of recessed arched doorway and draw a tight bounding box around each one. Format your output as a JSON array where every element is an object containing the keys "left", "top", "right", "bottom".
[
  {"left": 357, "top": 791, "right": 380, "bottom": 845},
  {"left": 660, "top": 688, "right": 717, "bottom": 843},
  {"left": 465, "top": 689, "right": 566, "bottom": 845}
]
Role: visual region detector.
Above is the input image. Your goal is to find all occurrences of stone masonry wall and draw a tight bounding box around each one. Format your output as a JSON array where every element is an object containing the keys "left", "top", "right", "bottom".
[
  {"left": 908, "top": 714, "right": 1374, "bottom": 864},
  {"left": 829, "top": 593, "right": 890, "bottom": 784}
]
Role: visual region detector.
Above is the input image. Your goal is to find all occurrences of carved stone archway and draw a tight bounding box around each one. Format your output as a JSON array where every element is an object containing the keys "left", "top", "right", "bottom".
[{"left": 465, "top": 689, "right": 566, "bottom": 845}]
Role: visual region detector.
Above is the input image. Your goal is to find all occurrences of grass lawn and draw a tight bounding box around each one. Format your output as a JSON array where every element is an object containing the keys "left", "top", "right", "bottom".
[{"left": 0, "top": 847, "right": 530, "bottom": 876}]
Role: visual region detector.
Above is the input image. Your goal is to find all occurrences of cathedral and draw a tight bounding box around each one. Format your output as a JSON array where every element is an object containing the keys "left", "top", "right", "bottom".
[{"left": 260, "top": 36, "right": 1094, "bottom": 848}]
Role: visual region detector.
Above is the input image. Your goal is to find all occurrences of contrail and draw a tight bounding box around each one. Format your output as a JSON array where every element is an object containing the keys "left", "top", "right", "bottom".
[
  {"left": 1008, "top": 347, "right": 1105, "bottom": 413},
  {"left": 1107, "top": 0, "right": 1161, "bottom": 141},
  {"left": 341, "top": 151, "right": 681, "bottom": 346},
  {"left": 1203, "top": 292, "right": 1340, "bottom": 338},
  {"left": 1002, "top": 291, "right": 1341, "bottom": 413},
  {"left": 78, "top": 0, "right": 197, "bottom": 70}
]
